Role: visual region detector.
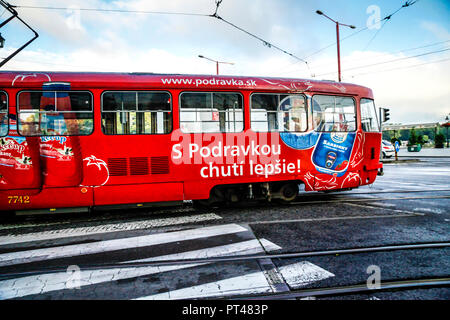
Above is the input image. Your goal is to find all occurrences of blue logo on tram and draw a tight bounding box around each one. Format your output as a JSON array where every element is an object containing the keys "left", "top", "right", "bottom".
[{"left": 311, "top": 132, "right": 355, "bottom": 176}]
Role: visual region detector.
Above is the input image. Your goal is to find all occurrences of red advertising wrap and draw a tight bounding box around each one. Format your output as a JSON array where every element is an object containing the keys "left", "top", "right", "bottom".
[{"left": 0, "top": 71, "right": 383, "bottom": 212}]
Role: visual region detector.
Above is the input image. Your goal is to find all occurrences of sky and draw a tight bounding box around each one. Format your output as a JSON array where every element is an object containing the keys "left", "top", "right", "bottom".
[{"left": 1, "top": 0, "right": 449, "bottom": 124}]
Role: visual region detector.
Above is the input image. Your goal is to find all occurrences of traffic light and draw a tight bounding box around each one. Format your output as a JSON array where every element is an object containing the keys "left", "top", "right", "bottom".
[{"left": 381, "top": 108, "right": 390, "bottom": 123}]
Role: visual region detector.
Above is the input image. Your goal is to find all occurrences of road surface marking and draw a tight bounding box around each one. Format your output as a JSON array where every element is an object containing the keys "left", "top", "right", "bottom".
[
  {"left": 0, "top": 224, "right": 246, "bottom": 267},
  {"left": 0, "top": 263, "right": 202, "bottom": 300},
  {"left": 135, "top": 259, "right": 335, "bottom": 300},
  {"left": 0, "top": 218, "right": 283, "bottom": 300},
  {"left": 125, "top": 238, "right": 281, "bottom": 263},
  {"left": 134, "top": 269, "right": 273, "bottom": 300},
  {"left": 343, "top": 202, "right": 419, "bottom": 215},
  {"left": 0, "top": 213, "right": 223, "bottom": 245},
  {"left": 413, "top": 208, "right": 443, "bottom": 214},
  {"left": 278, "top": 261, "right": 335, "bottom": 289},
  {"left": 251, "top": 213, "right": 421, "bottom": 225},
  {"left": 0, "top": 238, "right": 281, "bottom": 300}
]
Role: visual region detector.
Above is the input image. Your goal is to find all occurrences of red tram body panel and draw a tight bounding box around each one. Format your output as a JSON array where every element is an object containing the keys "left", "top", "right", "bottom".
[{"left": 0, "top": 71, "right": 383, "bottom": 212}]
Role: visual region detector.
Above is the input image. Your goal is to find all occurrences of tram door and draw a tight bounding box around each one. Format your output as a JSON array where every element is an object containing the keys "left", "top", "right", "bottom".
[
  {"left": 38, "top": 83, "right": 84, "bottom": 187},
  {"left": 0, "top": 112, "right": 42, "bottom": 193},
  {"left": 360, "top": 99, "right": 382, "bottom": 182},
  {"left": 16, "top": 83, "right": 85, "bottom": 188}
]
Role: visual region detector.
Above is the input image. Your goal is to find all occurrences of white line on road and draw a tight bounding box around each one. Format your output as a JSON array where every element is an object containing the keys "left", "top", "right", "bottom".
[
  {"left": 135, "top": 259, "right": 336, "bottom": 300},
  {"left": 413, "top": 208, "right": 444, "bottom": 214},
  {"left": 0, "top": 224, "right": 246, "bottom": 267},
  {"left": 134, "top": 269, "right": 274, "bottom": 300},
  {"left": 125, "top": 238, "right": 281, "bottom": 263},
  {"left": 0, "top": 213, "right": 223, "bottom": 245},
  {"left": 278, "top": 261, "right": 335, "bottom": 289},
  {"left": 0, "top": 235, "right": 281, "bottom": 299},
  {"left": 251, "top": 212, "right": 421, "bottom": 225},
  {"left": 343, "top": 202, "right": 419, "bottom": 215},
  {"left": 0, "top": 237, "right": 280, "bottom": 300},
  {"left": 0, "top": 263, "right": 202, "bottom": 300}
]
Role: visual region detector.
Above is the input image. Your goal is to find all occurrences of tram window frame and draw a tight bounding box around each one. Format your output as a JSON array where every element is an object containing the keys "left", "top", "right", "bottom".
[
  {"left": 179, "top": 91, "right": 244, "bottom": 134},
  {"left": 312, "top": 94, "right": 357, "bottom": 133},
  {"left": 250, "top": 92, "right": 308, "bottom": 133},
  {"left": 101, "top": 90, "right": 173, "bottom": 135},
  {"left": 0, "top": 91, "right": 8, "bottom": 137},
  {"left": 360, "top": 98, "right": 380, "bottom": 132},
  {"left": 16, "top": 90, "right": 94, "bottom": 137}
]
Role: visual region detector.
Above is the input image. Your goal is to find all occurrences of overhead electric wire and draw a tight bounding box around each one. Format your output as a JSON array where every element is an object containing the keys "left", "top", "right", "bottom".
[
  {"left": 11, "top": 4, "right": 209, "bottom": 16},
  {"left": 363, "top": 18, "right": 389, "bottom": 51},
  {"left": 363, "top": 0, "right": 418, "bottom": 51},
  {"left": 314, "top": 47, "right": 450, "bottom": 77},
  {"left": 302, "top": 27, "right": 369, "bottom": 61},
  {"left": 306, "top": 39, "right": 450, "bottom": 71},
  {"left": 285, "top": 0, "right": 421, "bottom": 72},
  {"left": 347, "top": 56, "right": 450, "bottom": 78},
  {"left": 0, "top": 55, "right": 113, "bottom": 70},
  {"left": 13, "top": 1, "right": 312, "bottom": 75},
  {"left": 212, "top": 13, "right": 311, "bottom": 74}
]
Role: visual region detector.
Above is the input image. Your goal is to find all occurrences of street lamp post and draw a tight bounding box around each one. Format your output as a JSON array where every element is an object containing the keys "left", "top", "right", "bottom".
[
  {"left": 316, "top": 10, "right": 355, "bottom": 82},
  {"left": 198, "top": 55, "right": 234, "bottom": 75},
  {"left": 445, "top": 115, "right": 449, "bottom": 148}
]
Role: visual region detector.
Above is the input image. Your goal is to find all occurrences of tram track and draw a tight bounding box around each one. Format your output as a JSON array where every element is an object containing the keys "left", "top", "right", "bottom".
[
  {"left": 291, "top": 194, "right": 450, "bottom": 205},
  {"left": 1, "top": 241, "right": 448, "bottom": 279},
  {"left": 304, "top": 188, "right": 450, "bottom": 196},
  {"left": 0, "top": 190, "right": 448, "bottom": 234},
  {"left": 3, "top": 188, "right": 450, "bottom": 220},
  {"left": 228, "top": 277, "right": 450, "bottom": 300}
]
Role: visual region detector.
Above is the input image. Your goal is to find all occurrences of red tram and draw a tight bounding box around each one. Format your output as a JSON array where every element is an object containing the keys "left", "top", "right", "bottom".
[{"left": 0, "top": 71, "right": 383, "bottom": 213}]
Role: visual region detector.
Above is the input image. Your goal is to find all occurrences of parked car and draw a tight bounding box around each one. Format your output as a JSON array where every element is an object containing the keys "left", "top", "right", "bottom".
[{"left": 381, "top": 140, "right": 395, "bottom": 158}]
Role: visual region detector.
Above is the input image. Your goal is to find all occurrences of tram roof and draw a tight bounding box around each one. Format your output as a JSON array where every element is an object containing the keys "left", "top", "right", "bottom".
[{"left": 0, "top": 71, "right": 373, "bottom": 97}]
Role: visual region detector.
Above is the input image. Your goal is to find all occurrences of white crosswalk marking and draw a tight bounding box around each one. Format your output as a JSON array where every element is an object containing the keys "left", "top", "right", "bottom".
[
  {"left": 0, "top": 213, "right": 223, "bottom": 244},
  {"left": 0, "top": 223, "right": 334, "bottom": 300},
  {"left": 278, "top": 261, "right": 335, "bottom": 289},
  {"left": 0, "top": 237, "right": 282, "bottom": 300},
  {"left": 0, "top": 263, "right": 202, "bottom": 300},
  {"left": 0, "top": 224, "right": 246, "bottom": 267},
  {"left": 125, "top": 239, "right": 281, "bottom": 263},
  {"left": 135, "top": 269, "right": 273, "bottom": 300}
]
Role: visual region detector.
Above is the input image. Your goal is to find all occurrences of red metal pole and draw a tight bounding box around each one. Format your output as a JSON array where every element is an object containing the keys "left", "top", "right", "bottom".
[
  {"left": 216, "top": 62, "right": 219, "bottom": 75},
  {"left": 336, "top": 22, "right": 341, "bottom": 82}
]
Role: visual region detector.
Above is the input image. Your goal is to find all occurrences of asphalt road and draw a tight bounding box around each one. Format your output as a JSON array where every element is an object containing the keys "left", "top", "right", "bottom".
[{"left": 0, "top": 157, "right": 448, "bottom": 300}]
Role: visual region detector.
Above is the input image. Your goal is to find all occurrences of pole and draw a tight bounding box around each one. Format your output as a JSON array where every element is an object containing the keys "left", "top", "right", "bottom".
[
  {"left": 434, "top": 126, "right": 437, "bottom": 148},
  {"left": 216, "top": 61, "right": 219, "bottom": 75},
  {"left": 315, "top": 10, "right": 354, "bottom": 82},
  {"left": 336, "top": 22, "right": 341, "bottom": 82},
  {"left": 447, "top": 126, "right": 448, "bottom": 148}
]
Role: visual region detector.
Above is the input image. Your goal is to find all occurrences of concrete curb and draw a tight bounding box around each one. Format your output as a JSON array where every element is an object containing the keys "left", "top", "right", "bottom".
[
  {"left": 397, "top": 156, "right": 450, "bottom": 158},
  {"left": 381, "top": 159, "right": 421, "bottom": 164}
]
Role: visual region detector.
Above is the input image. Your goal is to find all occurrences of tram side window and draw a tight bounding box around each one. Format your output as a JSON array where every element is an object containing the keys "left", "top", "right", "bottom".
[
  {"left": 0, "top": 92, "right": 7, "bottom": 137},
  {"left": 102, "top": 91, "right": 172, "bottom": 135},
  {"left": 251, "top": 93, "right": 307, "bottom": 132},
  {"left": 17, "top": 91, "right": 93, "bottom": 136},
  {"left": 312, "top": 95, "right": 356, "bottom": 132},
  {"left": 360, "top": 98, "right": 380, "bottom": 132},
  {"left": 180, "top": 92, "right": 243, "bottom": 133}
]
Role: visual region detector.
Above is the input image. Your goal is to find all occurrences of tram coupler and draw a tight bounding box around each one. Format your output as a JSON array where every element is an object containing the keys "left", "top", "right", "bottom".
[{"left": 377, "top": 167, "right": 384, "bottom": 176}]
